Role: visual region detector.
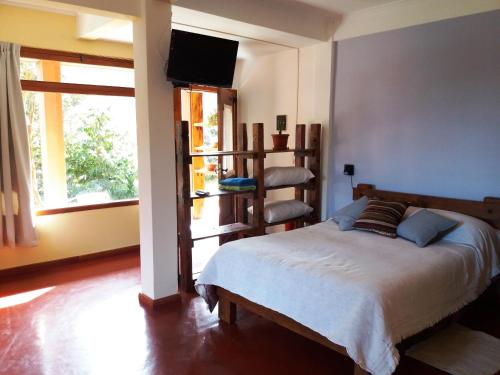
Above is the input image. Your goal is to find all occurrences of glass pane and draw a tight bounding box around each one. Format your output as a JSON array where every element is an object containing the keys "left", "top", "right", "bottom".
[
  {"left": 20, "top": 58, "right": 134, "bottom": 87},
  {"left": 63, "top": 94, "right": 138, "bottom": 205},
  {"left": 20, "top": 59, "right": 42, "bottom": 81},
  {"left": 61, "top": 62, "right": 134, "bottom": 87},
  {"left": 22, "top": 90, "right": 138, "bottom": 208}
]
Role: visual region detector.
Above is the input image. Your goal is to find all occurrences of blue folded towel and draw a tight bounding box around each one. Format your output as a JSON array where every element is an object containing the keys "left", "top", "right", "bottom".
[{"left": 219, "top": 177, "right": 257, "bottom": 187}]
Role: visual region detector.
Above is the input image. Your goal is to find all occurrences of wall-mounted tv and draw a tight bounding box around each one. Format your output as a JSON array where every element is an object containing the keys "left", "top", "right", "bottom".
[{"left": 165, "top": 30, "right": 239, "bottom": 88}]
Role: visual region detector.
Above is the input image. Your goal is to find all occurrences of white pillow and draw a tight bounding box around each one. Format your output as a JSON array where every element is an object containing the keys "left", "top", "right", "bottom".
[
  {"left": 264, "top": 167, "right": 314, "bottom": 187},
  {"left": 248, "top": 199, "right": 313, "bottom": 223}
]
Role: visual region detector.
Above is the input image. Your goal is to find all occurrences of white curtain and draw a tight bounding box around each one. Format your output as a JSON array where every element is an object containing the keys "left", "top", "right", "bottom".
[{"left": 0, "top": 42, "right": 36, "bottom": 247}]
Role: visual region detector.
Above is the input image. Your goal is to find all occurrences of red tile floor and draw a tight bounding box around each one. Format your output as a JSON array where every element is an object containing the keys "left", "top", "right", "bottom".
[{"left": 1, "top": 253, "right": 498, "bottom": 375}]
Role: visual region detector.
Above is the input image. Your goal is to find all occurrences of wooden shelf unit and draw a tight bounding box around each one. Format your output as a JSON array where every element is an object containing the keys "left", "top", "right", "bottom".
[
  {"left": 176, "top": 121, "right": 321, "bottom": 292},
  {"left": 235, "top": 122, "right": 322, "bottom": 227}
]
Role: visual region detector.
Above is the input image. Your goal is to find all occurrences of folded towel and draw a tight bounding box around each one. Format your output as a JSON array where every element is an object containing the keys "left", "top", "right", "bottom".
[
  {"left": 218, "top": 185, "right": 256, "bottom": 191},
  {"left": 219, "top": 177, "right": 257, "bottom": 187}
]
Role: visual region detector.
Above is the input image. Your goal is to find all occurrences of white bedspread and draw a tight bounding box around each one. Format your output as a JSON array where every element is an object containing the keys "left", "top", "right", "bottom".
[{"left": 195, "top": 221, "right": 498, "bottom": 375}]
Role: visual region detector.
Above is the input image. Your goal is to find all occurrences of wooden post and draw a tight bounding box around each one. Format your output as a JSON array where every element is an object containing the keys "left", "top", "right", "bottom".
[
  {"left": 236, "top": 123, "right": 248, "bottom": 178},
  {"left": 175, "top": 120, "right": 194, "bottom": 292},
  {"left": 307, "top": 124, "right": 321, "bottom": 224},
  {"left": 218, "top": 295, "right": 237, "bottom": 324},
  {"left": 294, "top": 124, "right": 306, "bottom": 228},
  {"left": 236, "top": 123, "right": 248, "bottom": 226},
  {"left": 353, "top": 184, "right": 375, "bottom": 200},
  {"left": 294, "top": 124, "right": 306, "bottom": 202},
  {"left": 252, "top": 123, "right": 265, "bottom": 236},
  {"left": 353, "top": 363, "right": 369, "bottom": 375}
]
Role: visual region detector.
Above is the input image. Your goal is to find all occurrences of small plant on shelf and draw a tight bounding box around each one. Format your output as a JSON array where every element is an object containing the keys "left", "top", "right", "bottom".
[{"left": 272, "top": 114, "right": 289, "bottom": 150}]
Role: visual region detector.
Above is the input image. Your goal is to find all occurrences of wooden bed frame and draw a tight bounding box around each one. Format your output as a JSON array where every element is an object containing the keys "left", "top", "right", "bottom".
[{"left": 215, "top": 183, "right": 500, "bottom": 375}]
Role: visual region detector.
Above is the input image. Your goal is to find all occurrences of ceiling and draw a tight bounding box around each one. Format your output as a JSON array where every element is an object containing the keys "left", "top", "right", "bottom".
[
  {"left": 291, "top": 0, "right": 399, "bottom": 14},
  {"left": 0, "top": 0, "right": 320, "bottom": 58},
  {"left": 3, "top": 0, "right": 498, "bottom": 55},
  {"left": 76, "top": 13, "right": 293, "bottom": 59},
  {"left": 0, "top": 0, "right": 403, "bottom": 18}
]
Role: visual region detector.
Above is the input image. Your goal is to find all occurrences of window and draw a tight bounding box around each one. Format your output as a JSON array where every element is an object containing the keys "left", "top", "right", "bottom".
[{"left": 20, "top": 48, "right": 138, "bottom": 211}]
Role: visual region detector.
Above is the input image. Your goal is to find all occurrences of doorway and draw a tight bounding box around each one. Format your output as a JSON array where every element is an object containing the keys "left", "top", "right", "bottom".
[{"left": 174, "top": 85, "right": 238, "bottom": 276}]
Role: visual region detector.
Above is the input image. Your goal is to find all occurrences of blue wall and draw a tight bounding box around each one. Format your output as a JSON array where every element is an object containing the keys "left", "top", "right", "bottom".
[{"left": 327, "top": 10, "right": 500, "bottom": 215}]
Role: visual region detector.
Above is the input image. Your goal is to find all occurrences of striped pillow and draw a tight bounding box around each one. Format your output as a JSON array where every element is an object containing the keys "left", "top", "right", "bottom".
[{"left": 353, "top": 199, "right": 408, "bottom": 238}]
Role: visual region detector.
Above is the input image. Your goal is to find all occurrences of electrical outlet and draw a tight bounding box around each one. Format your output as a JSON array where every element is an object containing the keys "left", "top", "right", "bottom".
[
  {"left": 276, "top": 115, "right": 287, "bottom": 132},
  {"left": 344, "top": 164, "right": 355, "bottom": 176}
]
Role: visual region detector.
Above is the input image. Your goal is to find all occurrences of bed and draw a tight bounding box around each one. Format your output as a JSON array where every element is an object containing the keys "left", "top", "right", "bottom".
[{"left": 195, "top": 184, "right": 500, "bottom": 375}]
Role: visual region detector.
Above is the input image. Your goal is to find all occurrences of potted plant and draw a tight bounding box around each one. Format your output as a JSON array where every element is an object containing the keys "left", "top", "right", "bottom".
[{"left": 272, "top": 115, "right": 289, "bottom": 150}]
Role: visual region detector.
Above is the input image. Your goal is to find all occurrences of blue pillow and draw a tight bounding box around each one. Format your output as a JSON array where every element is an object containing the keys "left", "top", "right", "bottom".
[
  {"left": 331, "top": 196, "right": 368, "bottom": 231},
  {"left": 397, "top": 209, "right": 458, "bottom": 247}
]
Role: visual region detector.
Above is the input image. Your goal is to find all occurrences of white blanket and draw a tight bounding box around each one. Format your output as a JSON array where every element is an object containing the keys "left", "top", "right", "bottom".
[{"left": 195, "top": 221, "right": 498, "bottom": 375}]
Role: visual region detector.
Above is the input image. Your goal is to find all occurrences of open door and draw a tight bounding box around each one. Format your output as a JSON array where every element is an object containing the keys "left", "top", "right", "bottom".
[{"left": 217, "top": 88, "right": 238, "bottom": 244}]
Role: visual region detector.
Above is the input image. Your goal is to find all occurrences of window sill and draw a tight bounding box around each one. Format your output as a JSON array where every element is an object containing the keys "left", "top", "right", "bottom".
[{"left": 36, "top": 199, "right": 139, "bottom": 216}]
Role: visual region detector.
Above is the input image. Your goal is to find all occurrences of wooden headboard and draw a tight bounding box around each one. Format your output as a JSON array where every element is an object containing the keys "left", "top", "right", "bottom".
[{"left": 353, "top": 183, "right": 500, "bottom": 230}]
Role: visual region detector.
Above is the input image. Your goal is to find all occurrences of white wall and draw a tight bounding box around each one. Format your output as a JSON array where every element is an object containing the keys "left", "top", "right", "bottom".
[
  {"left": 234, "top": 41, "right": 333, "bottom": 220},
  {"left": 234, "top": 49, "right": 299, "bottom": 204},
  {"left": 297, "top": 41, "right": 334, "bottom": 219},
  {"left": 133, "top": 0, "right": 178, "bottom": 299},
  {"left": 329, "top": 11, "right": 500, "bottom": 213}
]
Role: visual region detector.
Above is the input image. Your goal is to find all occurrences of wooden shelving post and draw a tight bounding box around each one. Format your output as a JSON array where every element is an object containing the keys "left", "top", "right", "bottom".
[
  {"left": 252, "top": 123, "right": 265, "bottom": 235},
  {"left": 307, "top": 123, "right": 321, "bottom": 224},
  {"left": 236, "top": 123, "right": 249, "bottom": 225},
  {"left": 294, "top": 124, "right": 306, "bottom": 228},
  {"left": 176, "top": 120, "right": 194, "bottom": 292},
  {"left": 294, "top": 124, "right": 306, "bottom": 201}
]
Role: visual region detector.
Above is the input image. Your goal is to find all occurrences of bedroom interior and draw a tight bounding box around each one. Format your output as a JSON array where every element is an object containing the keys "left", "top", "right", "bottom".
[{"left": 1, "top": 1, "right": 499, "bottom": 375}]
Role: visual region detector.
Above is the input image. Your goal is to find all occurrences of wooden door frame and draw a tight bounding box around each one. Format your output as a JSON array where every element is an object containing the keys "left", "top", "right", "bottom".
[{"left": 217, "top": 88, "right": 238, "bottom": 175}]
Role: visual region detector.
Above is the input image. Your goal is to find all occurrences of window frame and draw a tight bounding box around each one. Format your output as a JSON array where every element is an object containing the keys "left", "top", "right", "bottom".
[
  {"left": 20, "top": 47, "right": 139, "bottom": 214},
  {"left": 36, "top": 199, "right": 139, "bottom": 216}
]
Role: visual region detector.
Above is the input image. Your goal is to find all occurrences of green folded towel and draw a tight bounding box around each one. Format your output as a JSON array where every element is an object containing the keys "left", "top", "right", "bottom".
[{"left": 218, "top": 184, "right": 256, "bottom": 191}]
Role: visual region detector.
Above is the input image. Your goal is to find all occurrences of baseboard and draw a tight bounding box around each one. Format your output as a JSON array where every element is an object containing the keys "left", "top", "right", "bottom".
[
  {"left": 138, "top": 292, "right": 181, "bottom": 310},
  {"left": 0, "top": 245, "right": 140, "bottom": 279}
]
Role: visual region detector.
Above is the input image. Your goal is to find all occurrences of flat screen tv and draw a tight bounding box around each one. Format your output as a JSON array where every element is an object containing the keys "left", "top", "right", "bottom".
[{"left": 165, "top": 30, "right": 239, "bottom": 88}]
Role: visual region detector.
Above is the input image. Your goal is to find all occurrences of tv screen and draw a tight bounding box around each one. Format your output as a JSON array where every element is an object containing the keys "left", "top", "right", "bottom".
[{"left": 166, "top": 30, "right": 239, "bottom": 88}]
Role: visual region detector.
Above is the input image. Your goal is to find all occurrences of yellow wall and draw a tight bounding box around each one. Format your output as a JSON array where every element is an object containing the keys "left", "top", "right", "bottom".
[
  {"left": 1, "top": 206, "right": 140, "bottom": 270},
  {"left": 0, "top": 4, "right": 133, "bottom": 58},
  {"left": 0, "top": 4, "right": 138, "bottom": 270}
]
